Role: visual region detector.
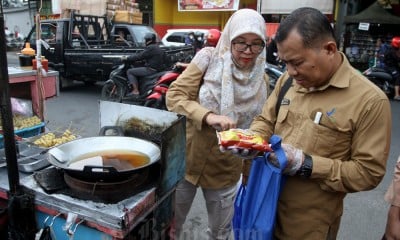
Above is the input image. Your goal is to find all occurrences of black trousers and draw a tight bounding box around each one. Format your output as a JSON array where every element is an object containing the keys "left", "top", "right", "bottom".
[{"left": 127, "top": 67, "right": 157, "bottom": 89}]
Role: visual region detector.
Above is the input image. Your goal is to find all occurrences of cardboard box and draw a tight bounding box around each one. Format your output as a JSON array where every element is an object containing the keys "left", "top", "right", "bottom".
[
  {"left": 131, "top": 11, "right": 143, "bottom": 18},
  {"left": 131, "top": 15, "right": 142, "bottom": 24},
  {"left": 114, "top": 10, "right": 130, "bottom": 23},
  {"left": 114, "top": 10, "right": 142, "bottom": 24},
  {"left": 125, "top": 1, "right": 139, "bottom": 8},
  {"left": 61, "top": 0, "right": 107, "bottom": 15},
  {"left": 79, "top": 0, "right": 107, "bottom": 16},
  {"left": 106, "top": 10, "right": 115, "bottom": 19},
  {"left": 107, "top": 3, "right": 121, "bottom": 11},
  {"left": 61, "top": 0, "right": 81, "bottom": 10},
  {"left": 127, "top": 6, "right": 140, "bottom": 13},
  {"left": 107, "top": 0, "right": 121, "bottom": 4}
]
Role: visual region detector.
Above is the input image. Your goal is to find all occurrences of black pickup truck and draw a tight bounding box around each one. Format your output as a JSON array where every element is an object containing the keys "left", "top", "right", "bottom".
[{"left": 25, "top": 13, "right": 194, "bottom": 88}]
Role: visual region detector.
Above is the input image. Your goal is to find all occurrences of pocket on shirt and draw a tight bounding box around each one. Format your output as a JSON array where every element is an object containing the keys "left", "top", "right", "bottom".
[
  {"left": 276, "top": 108, "right": 351, "bottom": 156},
  {"left": 303, "top": 115, "right": 351, "bottom": 156}
]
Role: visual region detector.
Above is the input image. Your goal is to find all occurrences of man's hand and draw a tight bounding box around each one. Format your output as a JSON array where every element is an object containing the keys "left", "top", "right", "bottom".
[
  {"left": 268, "top": 144, "right": 304, "bottom": 175},
  {"left": 219, "top": 145, "right": 259, "bottom": 159}
]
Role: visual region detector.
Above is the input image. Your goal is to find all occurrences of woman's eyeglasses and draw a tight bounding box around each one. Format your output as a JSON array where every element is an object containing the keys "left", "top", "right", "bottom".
[{"left": 232, "top": 41, "right": 265, "bottom": 53}]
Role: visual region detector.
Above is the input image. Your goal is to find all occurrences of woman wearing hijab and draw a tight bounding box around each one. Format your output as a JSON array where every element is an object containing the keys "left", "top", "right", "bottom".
[{"left": 166, "top": 8, "right": 269, "bottom": 239}]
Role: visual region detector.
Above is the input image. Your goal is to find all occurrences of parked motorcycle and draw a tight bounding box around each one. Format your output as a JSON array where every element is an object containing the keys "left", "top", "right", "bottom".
[
  {"left": 143, "top": 65, "right": 186, "bottom": 109},
  {"left": 363, "top": 67, "right": 395, "bottom": 99},
  {"left": 101, "top": 62, "right": 184, "bottom": 109}
]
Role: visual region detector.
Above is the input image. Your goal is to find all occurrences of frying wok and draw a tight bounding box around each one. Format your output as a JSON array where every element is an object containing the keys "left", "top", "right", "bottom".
[{"left": 47, "top": 136, "right": 161, "bottom": 182}]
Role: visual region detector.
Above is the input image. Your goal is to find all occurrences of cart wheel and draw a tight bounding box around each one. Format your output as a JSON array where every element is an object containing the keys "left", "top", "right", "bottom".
[{"left": 101, "top": 81, "right": 124, "bottom": 102}]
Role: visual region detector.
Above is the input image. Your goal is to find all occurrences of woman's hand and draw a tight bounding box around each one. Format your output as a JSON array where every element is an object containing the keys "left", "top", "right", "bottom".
[
  {"left": 205, "top": 113, "right": 237, "bottom": 131},
  {"left": 384, "top": 205, "right": 400, "bottom": 240}
]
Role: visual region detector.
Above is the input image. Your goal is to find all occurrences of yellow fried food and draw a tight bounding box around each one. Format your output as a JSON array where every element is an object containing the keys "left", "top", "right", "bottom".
[
  {"left": 13, "top": 115, "right": 42, "bottom": 130},
  {"left": 33, "top": 130, "right": 77, "bottom": 148}
]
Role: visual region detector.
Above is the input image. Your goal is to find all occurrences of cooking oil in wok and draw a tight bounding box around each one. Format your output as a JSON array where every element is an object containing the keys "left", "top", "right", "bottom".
[{"left": 69, "top": 150, "right": 150, "bottom": 171}]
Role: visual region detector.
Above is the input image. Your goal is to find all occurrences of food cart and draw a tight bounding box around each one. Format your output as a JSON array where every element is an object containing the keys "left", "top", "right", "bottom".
[
  {"left": 7, "top": 66, "right": 59, "bottom": 118},
  {"left": 0, "top": 102, "right": 185, "bottom": 239}
]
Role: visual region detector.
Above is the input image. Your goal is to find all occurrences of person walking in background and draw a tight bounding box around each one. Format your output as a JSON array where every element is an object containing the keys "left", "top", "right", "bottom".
[
  {"left": 175, "top": 29, "right": 221, "bottom": 69},
  {"left": 166, "top": 8, "right": 269, "bottom": 239},
  {"left": 383, "top": 36, "right": 400, "bottom": 100},
  {"left": 228, "top": 7, "right": 391, "bottom": 239},
  {"left": 375, "top": 38, "right": 390, "bottom": 68},
  {"left": 383, "top": 156, "right": 400, "bottom": 240}
]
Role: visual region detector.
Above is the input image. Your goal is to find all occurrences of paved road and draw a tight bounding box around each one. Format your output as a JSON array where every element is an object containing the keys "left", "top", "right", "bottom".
[{"left": 6, "top": 50, "right": 400, "bottom": 239}]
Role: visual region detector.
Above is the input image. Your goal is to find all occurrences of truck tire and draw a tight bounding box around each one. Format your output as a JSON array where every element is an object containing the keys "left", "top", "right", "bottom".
[{"left": 101, "top": 82, "right": 124, "bottom": 103}]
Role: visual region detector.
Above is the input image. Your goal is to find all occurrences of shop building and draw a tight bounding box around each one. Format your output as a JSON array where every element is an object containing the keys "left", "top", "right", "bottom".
[{"left": 341, "top": 0, "right": 400, "bottom": 71}]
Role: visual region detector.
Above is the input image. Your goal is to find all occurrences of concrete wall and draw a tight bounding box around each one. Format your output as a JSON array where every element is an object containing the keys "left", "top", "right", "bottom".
[
  {"left": 153, "top": 0, "right": 257, "bottom": 38},
  {"left": 3, "top": 5, "right": 36, "bottom": 37}
]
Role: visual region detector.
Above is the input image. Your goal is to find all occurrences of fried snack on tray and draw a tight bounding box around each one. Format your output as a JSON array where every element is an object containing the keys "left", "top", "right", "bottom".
[
  {"left": 33, "top": 129, "right": 77, "bottom": 148},
  {"left": 216, "top": 128, "right": 272, "bottom": 152}
]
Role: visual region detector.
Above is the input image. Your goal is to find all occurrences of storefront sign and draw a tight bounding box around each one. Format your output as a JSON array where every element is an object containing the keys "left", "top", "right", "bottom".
[
  {"left": 178, "top": 0, "right": 239, "bottom": 11},
  {"left": 358, "top": 22, "right": 370, "bottom": 31},
  {"left": 260, "top": 0, "right": 334, "bottom": 14}
]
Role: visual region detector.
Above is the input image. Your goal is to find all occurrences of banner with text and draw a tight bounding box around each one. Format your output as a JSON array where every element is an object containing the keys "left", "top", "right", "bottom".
[
  {"left": 261, "top": 0, "right": 334, "bottom": 14},
  {"left": 178, "top": 0, "right": 240, "bottom": 11}
]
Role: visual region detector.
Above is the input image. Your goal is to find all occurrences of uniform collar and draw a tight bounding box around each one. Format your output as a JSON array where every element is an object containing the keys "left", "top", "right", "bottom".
[{"left": 294, "top": 52, "right": 351, "bottom": 93}]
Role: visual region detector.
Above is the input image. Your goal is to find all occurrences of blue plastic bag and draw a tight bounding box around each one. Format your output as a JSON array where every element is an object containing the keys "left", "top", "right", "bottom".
[
  {"left": 233, "top": 135, "right": 287, "bottom": 240},
  {"left": 233, "top": 183, "right": 246, "bottom": 239}
]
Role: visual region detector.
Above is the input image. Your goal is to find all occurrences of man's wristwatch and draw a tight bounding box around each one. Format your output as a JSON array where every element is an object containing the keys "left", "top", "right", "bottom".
[{"left": 297, "top": 153, "right": 313, "bottom": 178}]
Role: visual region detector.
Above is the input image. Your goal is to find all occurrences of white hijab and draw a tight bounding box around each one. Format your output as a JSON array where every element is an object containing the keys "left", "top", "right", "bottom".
[{"left": 196, "top": 8, "right": 267, "bottom": 128}]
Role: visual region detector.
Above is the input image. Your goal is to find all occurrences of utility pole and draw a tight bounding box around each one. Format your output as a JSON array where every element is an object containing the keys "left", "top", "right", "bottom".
[{"left": 0, "top": 4, "right": 37, "bottom": 239}]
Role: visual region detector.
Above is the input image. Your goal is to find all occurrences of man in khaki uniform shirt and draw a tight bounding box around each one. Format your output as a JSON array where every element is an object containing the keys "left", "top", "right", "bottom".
[{"left": 248, "top": 7, "right": 392, "bottom": 239}]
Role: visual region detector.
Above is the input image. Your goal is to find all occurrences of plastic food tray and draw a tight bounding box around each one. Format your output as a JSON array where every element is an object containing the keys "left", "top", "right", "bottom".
[{"left": 0, "top": 122, "right": 45, "bottom": 149}]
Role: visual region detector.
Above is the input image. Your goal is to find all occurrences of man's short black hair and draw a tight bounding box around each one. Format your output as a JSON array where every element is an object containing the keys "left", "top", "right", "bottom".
[{"left": 275, "top": 7, "right": 336, "bottom": 48}]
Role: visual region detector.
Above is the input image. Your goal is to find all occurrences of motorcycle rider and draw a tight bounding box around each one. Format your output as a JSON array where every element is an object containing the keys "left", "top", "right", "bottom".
[
  {"left": 176, "top": 28, "right": 221, "bottom": 68},
  {"left": 384, "top": 36, "right": 400, "bottom": 100},
  {"left": 204, "top": 28, "right": 221, "bottom": 47},
  {"left": 124, "top": 33, "right": 166, "bottom": 97},
  {"left": 185, "top": 31, "right": 195, "bottom": 46}
]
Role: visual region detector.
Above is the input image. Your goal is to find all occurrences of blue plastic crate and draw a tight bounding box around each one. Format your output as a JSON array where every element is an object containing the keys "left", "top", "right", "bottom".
[{"left": 0, "top": 122, "right": 45, "bottom": 149}]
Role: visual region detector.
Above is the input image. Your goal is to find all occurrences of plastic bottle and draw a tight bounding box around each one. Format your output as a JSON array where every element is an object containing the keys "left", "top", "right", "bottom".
[
  {"left": 32, "top": 56, "right": 49, "bottom": 72},
  {"left": 21, "top": 42, "right": 35, "bottom": 56},
  {"left": 19, "top": 43, "right": 36, "bottom": 68}
]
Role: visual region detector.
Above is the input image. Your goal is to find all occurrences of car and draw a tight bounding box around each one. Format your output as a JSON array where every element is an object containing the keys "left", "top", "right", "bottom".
[{"left": 161, "top": 29, "right": 209, "bottom": 47}]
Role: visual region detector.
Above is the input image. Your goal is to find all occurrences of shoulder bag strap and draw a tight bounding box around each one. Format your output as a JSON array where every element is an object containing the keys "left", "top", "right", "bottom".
[{"left": 275, "top": 77, "right": 293, "bottom": 116}]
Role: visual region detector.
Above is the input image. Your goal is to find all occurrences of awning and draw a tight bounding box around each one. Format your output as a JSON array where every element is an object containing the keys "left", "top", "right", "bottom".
[
  {"left": 344, "top": 2, "right": 400, "bottom": 24},
  {"left": 260, "top": 0, "right": 334, "bottom": 14}
]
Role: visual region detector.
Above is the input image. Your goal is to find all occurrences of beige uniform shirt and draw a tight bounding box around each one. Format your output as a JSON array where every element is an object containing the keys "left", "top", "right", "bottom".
[
  {"left": 167, "top": 63, "right": 269, "bottom": 189},
  {"left": 250, "top": 53, "right": 392, "bottom": 239}
]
